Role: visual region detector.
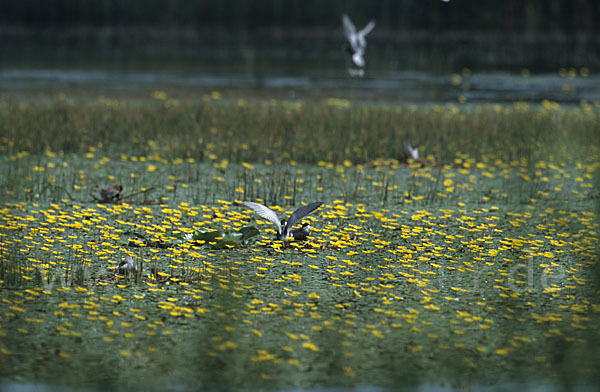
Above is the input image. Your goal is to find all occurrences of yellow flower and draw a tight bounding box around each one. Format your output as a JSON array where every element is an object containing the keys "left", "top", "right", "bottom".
[{"left": 153, "top": 91, "right": 167, "bottom": 100}]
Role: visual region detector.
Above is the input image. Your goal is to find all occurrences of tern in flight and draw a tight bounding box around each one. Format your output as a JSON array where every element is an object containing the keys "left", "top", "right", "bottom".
[
  {"left": 343, "top": 14, "right": 375, "bottom": 68},
  {"left": 241, "top": 201, "right": 323, "bottom": 241}
]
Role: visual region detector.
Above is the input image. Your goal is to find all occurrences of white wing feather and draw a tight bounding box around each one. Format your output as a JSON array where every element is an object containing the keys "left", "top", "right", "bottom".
[
  {"left": 404, "top": 142, "right": 419, "bottom": 160},
  {"left": 241, "top": 202, "right": 282, "bottom": 235},
  {"left": 358, "top": 20, "right": 375, "bottom": 42},
  {"left": 343, "top": 14, "right": 356, "bottom": 39}
]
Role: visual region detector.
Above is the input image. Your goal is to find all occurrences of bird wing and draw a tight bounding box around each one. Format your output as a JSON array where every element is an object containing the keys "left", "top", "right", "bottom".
[
  {"left": 357, "top": 20, "right": 375, "bottom": 48},
  {"left": 358, "top": 20, "right": 375, "bottom": 38},
  {"left": 343, "top": 14, "right": 357, "bottom": 39},
  {"left": 404, "top": 142, "right": 419, "bottom": 160},
  {"left": 241, "top": 202, "right": 282, "bottom": 235},
  {"left": 283, "top": 202, "right": 323, "bottom": 237}
]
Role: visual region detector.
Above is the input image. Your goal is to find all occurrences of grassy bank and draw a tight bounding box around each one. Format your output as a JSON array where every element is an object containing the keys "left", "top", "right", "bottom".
[
  {"left": 1, "top": 98, "right": 599, "bottom": 206},
  {"left": 2, "top": 98, "right": 599, "bottom": 165}
]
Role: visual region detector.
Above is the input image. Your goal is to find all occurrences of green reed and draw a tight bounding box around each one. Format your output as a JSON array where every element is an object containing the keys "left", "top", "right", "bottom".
[{"left": 2, "top": 99, "right": 598, "bottom": 166}]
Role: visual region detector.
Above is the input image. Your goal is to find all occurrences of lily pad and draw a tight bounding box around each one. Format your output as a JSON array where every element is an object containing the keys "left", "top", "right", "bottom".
[{"left": 168, "top": 226, "right": 261, "bottom": 249}]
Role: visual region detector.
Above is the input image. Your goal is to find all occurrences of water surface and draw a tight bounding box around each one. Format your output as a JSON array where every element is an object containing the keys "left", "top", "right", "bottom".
[{"left": 1, "top": 30, "right": 598, "bottom": 103}]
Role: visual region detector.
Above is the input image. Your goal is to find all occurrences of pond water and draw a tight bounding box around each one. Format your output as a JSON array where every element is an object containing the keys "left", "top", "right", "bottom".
[
  {"left": 1, "top": 30, "right": 600, "bottom": 392},
  {"left": 1, "top": 30, "right": 599, "bottom": 104}
]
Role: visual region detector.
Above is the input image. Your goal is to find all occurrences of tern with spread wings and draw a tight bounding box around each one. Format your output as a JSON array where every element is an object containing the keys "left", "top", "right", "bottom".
[{"left": 241, "top": 201, "right": 323, "bottom": 241}]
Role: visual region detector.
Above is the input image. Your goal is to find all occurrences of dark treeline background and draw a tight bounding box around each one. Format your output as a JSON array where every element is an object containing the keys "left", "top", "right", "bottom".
[{"left": 1, "top": 0, "right": 598, "bottom": 34}]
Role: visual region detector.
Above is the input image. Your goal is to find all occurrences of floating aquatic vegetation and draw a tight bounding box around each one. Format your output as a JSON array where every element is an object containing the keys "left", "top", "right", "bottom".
[
  {"left": 178, "top": 226, "right": 260, "bottom": 249},
  {"left": 122, "top": 226, "right": 260, "bottom": 250},
  {"left": 0, "top": 96, "right": 599, "bottom": 390}
]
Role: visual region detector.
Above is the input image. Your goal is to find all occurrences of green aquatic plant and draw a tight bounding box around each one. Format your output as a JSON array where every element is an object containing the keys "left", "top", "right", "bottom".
[{"left": 0, "top": 95, "right": 599, "bottom": 390}]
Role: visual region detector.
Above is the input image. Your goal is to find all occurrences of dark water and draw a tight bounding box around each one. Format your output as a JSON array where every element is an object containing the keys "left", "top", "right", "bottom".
[
  {"left": 2, "top": 68, "right": 599, "bottom": 104},
  {"left": 1, "top": 30, "right": 599, "bottom": 103}
]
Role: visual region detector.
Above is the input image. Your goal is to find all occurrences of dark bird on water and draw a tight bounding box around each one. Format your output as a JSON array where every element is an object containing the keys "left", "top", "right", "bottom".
[
  {"left": 99, "top": 184, "right": 123, "bottom": 202},
  {"left": 290, "top": 223, "right": 313, "bottom": 241}
]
